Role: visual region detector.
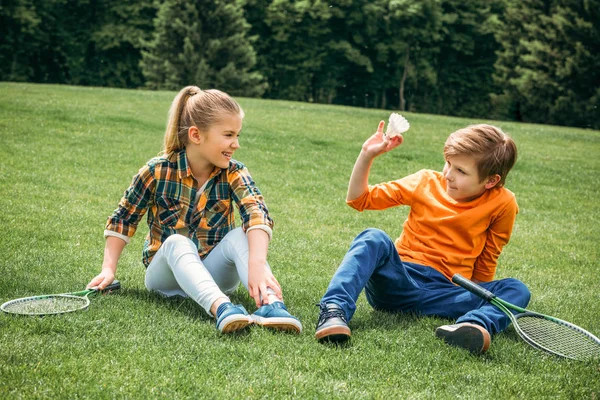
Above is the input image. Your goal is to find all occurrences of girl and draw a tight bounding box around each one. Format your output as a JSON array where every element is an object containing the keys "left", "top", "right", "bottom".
[{"left": 87, "top": 86, "right": 302, "bottom": 334}]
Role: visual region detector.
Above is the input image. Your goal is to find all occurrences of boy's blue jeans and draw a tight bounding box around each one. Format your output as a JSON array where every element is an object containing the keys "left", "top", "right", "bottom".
[{"left": 320, "top": 228, "right": 531, "bottom": 334}]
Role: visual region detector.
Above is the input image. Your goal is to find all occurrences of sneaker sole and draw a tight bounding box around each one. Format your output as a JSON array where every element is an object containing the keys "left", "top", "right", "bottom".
[
  {"left": 218, "top": 315, "right": 253, "bottom": 334},
  {"left": 251, "top": 315, "right": 302, "bottom": 334},
  {"left": 435, "top": 324, "right": 490, "bottom": 353},
  {"left": 315, "top": 325, "right": 351, "bottom": 343}
]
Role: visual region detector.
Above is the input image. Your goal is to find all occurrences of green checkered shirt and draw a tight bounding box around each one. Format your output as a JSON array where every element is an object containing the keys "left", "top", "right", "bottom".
[{"left": 105, "top": 149, "right": 273, "bottom": 266}]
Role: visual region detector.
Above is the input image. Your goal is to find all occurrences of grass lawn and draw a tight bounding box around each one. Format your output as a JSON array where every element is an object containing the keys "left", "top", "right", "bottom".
[{"left": 1, "top": 82, "right": 599, "bottom": 399}]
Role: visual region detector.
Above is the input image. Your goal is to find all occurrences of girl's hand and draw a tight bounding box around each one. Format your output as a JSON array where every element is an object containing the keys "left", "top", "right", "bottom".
[
  {"left": 361, "top": 120, "right": 403, "bottom": 159},
  {"left": 86, "top": 269, "right": 115, "bottom": 290},
  {"left": 248, "top": 266, "right": 283, "bottom": 308}
]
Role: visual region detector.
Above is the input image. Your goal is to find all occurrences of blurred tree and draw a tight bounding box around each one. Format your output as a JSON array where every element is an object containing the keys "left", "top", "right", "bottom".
[
  {"left": 356, "top": 0, "right": 444, "bottom": 111},
  {"left": 493, "top": 0, "right": 600, "bottom": 129},
  {"left": 0, "top": 0, "right": 74, "bottom": 83},
  {"left": 0, "top": 0, "right": 41, "bottom": 81},
  {"left": 0, "top": 0, "right": 155, "bottom": 87},
  {"left": 2, "top": 0, "right": 597, "bottom": 128},
  {"left": 247, "top": 0, "right": 370, "bottom": 103},
  {"left": 141, "top": 0, "right": 266, "bottom": 96},
  {"left": 424, "top": 0, "right": 505, "bottom": 118},
  {"left": 88, "top": 0, "right": 157, "bottom": 88}
]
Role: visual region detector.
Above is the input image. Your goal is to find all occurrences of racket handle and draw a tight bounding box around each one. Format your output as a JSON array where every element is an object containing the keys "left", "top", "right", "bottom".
[
  {"left": 452, "top": 274, "right": 495, "bottom": 301},
  {"left": 101, "top": 280, "right": 121, "bottom": 292}
]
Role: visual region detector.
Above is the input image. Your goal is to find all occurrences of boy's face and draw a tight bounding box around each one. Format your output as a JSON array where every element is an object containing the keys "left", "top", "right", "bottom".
[{"left": 443, "top": 154, "right": 497, "bottom": 202}]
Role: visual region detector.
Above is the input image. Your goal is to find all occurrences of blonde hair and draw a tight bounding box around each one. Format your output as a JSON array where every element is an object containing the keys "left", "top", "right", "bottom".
[
  {"left": 162, "top": 86, "right": 244, "bottom": 155},
  {"left": 444, "top": 124, "right": 517, "bottom": 187}
]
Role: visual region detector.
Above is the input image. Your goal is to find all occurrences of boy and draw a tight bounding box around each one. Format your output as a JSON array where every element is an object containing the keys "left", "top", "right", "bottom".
[{"left": 315, "top": 121, "right": 530, "bottom": 354}]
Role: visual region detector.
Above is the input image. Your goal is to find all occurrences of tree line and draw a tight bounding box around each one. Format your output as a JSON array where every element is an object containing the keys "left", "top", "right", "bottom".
[{"left": 1, "top": 0, "right": 598, "bottom": 129}]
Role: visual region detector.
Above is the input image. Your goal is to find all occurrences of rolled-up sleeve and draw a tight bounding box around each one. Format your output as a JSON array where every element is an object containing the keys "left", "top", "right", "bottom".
[
  {"left": 229, "top": 166, "right": 273, "bottom": 239},
  {"left": 105, "top": 164, "right": 155, "bottom": 239}
]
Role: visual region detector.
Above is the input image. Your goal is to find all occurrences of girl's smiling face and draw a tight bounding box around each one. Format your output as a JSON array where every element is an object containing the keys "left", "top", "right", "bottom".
[
  {"left": 443, "top": 154, "right": 498, "bottom": 202},
  {"left": 198, "top": 113, "right": 243, "bottom": 169}
]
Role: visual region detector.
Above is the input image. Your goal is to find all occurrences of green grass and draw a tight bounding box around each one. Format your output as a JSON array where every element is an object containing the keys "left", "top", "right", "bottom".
[{"left": 1, "top": 82, "right": 599, "bottom": 399}]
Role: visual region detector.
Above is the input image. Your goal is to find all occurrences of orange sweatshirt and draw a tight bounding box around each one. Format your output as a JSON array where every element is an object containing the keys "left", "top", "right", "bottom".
[{"left": 347, "top": 169, "right": 518, "bottom": 282}]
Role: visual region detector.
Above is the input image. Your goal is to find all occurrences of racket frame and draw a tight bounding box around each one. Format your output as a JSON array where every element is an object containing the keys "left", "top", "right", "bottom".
[
  {"left": 1, "top": 280, "right": 121, "bottom": 316},
  {"left": 452, "top": 273, "right": 600, "bottom": 360}
]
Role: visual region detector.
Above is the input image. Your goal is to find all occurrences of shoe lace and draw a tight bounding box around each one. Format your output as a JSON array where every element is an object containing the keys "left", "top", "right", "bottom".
[{"left": 316, "top": 302, "right": 347, "bottom": 324}]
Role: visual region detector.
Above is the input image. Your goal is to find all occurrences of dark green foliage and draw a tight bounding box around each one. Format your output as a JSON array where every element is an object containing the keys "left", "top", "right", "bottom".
[
  {"left": 0, "top": 0, "right": 157, "bottom": 87},
  {"left": 420, "top": 0, "right": 505, "bottom": 118},
  {"left": 141, "top": 0, "right": 266, "bottom": 96},
  {"left": 1, "top": 0, "right": 597, "bottom": 128},
  {"left": 246, "top": 0, "right": 371, "bottom": 103},
  {"left": 493, "top": 0, "right": 600, "bottom": 129},
  {"left": 88, "top": 1, "right": 158, "bottom": 88},
  {"left": 0, "top": 0, "right": 40, "bottom": 82}
]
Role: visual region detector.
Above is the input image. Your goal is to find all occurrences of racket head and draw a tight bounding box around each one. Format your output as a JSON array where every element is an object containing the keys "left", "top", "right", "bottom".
[
  {"left": 514, "top": 312, "right": 600, "bottom": 361},
  {"left": 1, "top": 280, "right": 121, "bottom": 316},
  {"left": 1, "top": 294, "right": 91, "bottom": 316}
]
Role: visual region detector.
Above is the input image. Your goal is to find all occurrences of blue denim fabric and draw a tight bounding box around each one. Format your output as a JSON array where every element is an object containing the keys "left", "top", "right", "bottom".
[{"left": 320, "top": 228, "right": 531, "bottom": 335}]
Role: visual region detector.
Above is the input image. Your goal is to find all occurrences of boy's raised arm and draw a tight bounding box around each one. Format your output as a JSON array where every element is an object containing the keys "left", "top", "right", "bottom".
[{"left": 346, "top": 120, "right": 403, "bottom": 202}]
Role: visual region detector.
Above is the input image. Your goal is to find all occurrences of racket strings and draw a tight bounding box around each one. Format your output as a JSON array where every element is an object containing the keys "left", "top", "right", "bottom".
[
  {"left": 518, "top": 315, "right": 600, "bottom": 360},
  {"left": 2, "top": 295, "right": 89, "bottom": 315}
]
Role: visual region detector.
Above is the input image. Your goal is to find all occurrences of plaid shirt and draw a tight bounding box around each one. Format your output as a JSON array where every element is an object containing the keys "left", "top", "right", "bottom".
[{"left": 105, "top": 149, "right": 273, "bottom": 267}]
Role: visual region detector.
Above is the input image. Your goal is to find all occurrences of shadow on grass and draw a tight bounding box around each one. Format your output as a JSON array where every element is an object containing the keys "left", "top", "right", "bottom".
[
  {"left": 351, "top": 308, "right": 425, "bottom": 331},
  {"left": 345, "top": 309, "right": 508, "bottom": 361},
  {"left": 119, "top": 287, "right": 256, "bottom": 322}
]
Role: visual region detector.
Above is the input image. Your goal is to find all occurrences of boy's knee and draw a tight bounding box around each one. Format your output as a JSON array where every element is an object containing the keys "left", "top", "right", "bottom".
[
  {"left": 353, "top": 228, "right": 396, "bottom": 261},
  {"left": 357, "top": 228, "right": 389, "bottom": 243},
  {"left": 504, "top": 277, "right": 531, "bottom": 305}
]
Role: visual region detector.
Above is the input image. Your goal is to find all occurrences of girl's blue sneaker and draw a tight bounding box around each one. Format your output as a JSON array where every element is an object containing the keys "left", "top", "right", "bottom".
[
  {"left": 215, "top": 302, "right": 253, "bottom": 333},
  {"left": 251, "top": 302, "right": 302, "bottom": 333}
]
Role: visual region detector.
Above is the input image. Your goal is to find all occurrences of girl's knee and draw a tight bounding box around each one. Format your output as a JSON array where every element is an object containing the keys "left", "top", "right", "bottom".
[
  {"left": 162, "top": 234, "right": 195, "bottom": 252},
  {"left": 219, "top": 227, "right": 249, "bottom": 258},
  {"left": 226, "top": 227, "right": 246, "bottom": 241},
  {"left": 164, "top": 233, "right": 190, "bottom": 245},
  {"left": 221, "top": 228, "right": 248, "bottom": 249}
]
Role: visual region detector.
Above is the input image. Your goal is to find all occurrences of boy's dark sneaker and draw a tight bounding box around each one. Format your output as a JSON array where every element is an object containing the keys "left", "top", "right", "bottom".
[
  {"left": 315, "top": 302, "right": 351, "bottom": 343},
  {"left": 251, "top": 302, "right": 303, "bottom": 333},
  {"left": 435, "top": 322, "right": 491, "bottom": 354},
  {"left": 215, "top": 302, "right": 253, "bottom": 334}
]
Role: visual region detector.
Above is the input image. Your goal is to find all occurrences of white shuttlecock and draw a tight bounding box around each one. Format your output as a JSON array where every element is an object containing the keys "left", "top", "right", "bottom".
[{"left": 385, "top": 113, "right": 410, "bottom": 138}]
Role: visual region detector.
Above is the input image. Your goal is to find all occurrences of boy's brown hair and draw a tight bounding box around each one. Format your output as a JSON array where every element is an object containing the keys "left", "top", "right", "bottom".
[{"left": 443, "top": 124, "right": 517, "bottom": 187}]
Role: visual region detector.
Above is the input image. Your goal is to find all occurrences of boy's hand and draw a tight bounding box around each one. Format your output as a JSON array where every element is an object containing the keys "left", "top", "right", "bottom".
[
  {"left": 361, "top": 121, "right": 403, "bottom": 159},
  {"left": 346, "top": 120, "right": 404, "bottom": 202}
]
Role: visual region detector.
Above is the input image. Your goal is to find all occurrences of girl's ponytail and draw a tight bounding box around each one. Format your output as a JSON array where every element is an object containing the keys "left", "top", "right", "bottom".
[
  {"left": 162, "top": 85, "right": 243, "bottom": 156},
  {"left": 163, "top": 86, "right": 201, "bottom": 155}
]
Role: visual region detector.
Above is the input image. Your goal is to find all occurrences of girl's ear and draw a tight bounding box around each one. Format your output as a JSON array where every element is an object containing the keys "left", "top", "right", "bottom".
[
  {"left": 484, "top": 174, "right": 501, "bottom": 189},
  {"left": 188, "top": 126, "right": 203, "bottom": 144}
]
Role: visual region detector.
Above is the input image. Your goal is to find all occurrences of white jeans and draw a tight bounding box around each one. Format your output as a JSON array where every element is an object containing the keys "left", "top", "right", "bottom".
[{"left": 145, "top": 228, "right": 270, "bottom": 315}]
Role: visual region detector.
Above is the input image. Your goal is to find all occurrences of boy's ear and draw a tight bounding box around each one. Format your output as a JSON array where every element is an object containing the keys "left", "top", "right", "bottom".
[
  {"left": 484, "top": 174, "right": 501, "bottom": 189},
  {"left": 188, "top": 126, "right": 203, "bottom": 144}
]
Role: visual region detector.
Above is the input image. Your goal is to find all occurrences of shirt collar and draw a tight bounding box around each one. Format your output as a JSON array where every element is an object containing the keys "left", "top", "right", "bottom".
[
  {"left": 176, "top": 148, "right": 192, "bottom": 179},
  {"left": 175, "top": 148, "right": 225, "bottom": 180}
]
